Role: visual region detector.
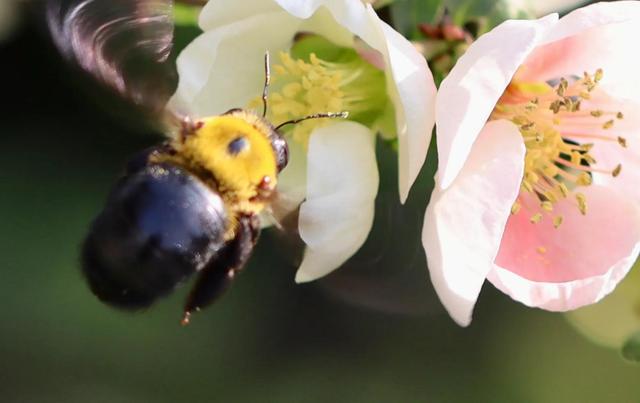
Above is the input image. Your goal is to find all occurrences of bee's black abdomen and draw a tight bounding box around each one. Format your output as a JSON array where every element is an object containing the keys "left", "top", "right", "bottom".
[
  {"left": 183, "top": 215, "right": 260, "bottom": 314},
  {"left": 82, "top": 164, "right": 228, "bottom": 309}
]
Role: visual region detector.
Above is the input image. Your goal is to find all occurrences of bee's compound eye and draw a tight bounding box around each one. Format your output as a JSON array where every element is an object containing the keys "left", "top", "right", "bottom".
[
  {"left": 272, "top": 136, "right": 289, "bottom": 172},
  {"left": 227, "top": 136, "right": 249, "bottom": 156}
]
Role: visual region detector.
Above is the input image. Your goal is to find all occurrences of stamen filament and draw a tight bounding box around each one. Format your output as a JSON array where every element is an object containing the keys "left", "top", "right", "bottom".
[
  {"left": 554, "top": 157, "right": 620, "bottom": 176},
  {"left": 559, "top": 132, "right": 622, "bottom": 143},
  {"left": 493, "top": 68, "right": 625, "bottom": 227}
]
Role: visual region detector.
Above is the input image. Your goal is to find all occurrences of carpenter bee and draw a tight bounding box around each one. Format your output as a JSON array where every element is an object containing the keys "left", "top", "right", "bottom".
[{"left": 46, "top": 0, "right": 346, "bottom": 324}]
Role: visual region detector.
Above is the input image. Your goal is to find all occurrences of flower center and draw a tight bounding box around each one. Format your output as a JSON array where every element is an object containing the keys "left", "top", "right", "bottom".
[
  {"left": 252, "top": 36, "right": 388, "bottom": 146},
  {"left": 491, "top": 69, "right": 625, "bottom": 228}
]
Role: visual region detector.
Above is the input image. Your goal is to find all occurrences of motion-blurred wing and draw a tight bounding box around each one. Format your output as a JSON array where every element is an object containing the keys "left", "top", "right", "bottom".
[{"left": 45, "top": 0, "right": 177, "bottom": 118}]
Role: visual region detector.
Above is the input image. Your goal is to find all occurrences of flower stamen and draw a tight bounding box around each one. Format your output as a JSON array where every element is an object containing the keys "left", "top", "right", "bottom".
[
  {"left": 491, "top": 69, "right": 626, "bottom": 227},
  {"left": 251, "top": 44, "right": 387, "bottom": 146}
]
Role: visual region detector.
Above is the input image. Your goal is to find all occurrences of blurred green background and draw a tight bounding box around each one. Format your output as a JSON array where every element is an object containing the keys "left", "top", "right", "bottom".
[{"left": 2, "top": 5, "right": 639, "bottom": 403}]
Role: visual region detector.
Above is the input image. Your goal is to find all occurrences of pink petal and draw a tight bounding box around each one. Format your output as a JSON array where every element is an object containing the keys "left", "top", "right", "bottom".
[
  {"left": 490, "top": 185, "right": 640, "bottom": 311},
  {"left": 423, "top": 120, "right": 525, "bottom": 326},
  {"left": 518, "top": 2, "right": 640, "bottom": 101},
  {"left": 436, "top": 15, "right": 557, "bottom": 189},
  {"left": 590, "top": 144, "right": 640, "bottom": 204},
  {"left": 555, "top": 91, "right": 640, "bottom": 202},
  {"left": 540, "top": 1, "right": 640, "bottom": 46}
]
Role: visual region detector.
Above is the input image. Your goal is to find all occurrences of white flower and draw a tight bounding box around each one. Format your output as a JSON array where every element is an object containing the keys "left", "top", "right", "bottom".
[
  {"left": 171, "top": 0, "right": 436, "bottom": 282},
  {"left": 503, "top": 0, "right": 589, "bottom": 16}
]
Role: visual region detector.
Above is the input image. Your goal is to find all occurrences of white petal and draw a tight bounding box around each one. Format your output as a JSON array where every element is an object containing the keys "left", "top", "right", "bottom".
[
  {"left": 295, "top": 121, "right": 379, "bottom": 283},
  {"left": 540, "top": 1, "right": 640, "bottom": 46},
  {"left": 198, "top": 0, "right": 282, "bottom": 30},
  {"left": 199, "top": 0, "right": 354, "bottom": 46},
  {"left": 274, "top": 0, "right": 374, "bottom": 41},
  {"left": 506, "top": 0, "right": 588, "bottom": 16},
  {"left": 379, "top": 23, "right": 436, "bottom": 204},
  {"left": 435, "top": 14, "right": 557, "bottom": 190},
  {"left": 422, "top": 120, "right": 525, "bottom": 326},
  {"left": 276, "top": 0, "right": 436, "bottom": 202},
  {"left": 170, "top": 11, "right": 302, "bottom": 116},
  {"left": 270, "top": 138, "right": 308, "bottom": 221},
  {"left": 173, "top": 0, "right": 435, "bottom": 202}
]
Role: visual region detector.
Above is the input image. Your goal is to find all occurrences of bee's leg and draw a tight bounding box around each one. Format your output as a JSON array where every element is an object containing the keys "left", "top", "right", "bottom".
[{"left": 181, "top": 214, "right": 260, "bottom": 325}]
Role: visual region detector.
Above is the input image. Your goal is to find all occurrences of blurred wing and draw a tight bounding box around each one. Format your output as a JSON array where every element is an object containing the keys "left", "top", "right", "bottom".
[
  {"left": 315, "top": 190, "right": 441, "bottom": 316},
  {"left": 45, "top": 0, "right": 179, "bottom": 121},
  {"left": 263, "top": 190, "right": 441, "bottom": 316}
]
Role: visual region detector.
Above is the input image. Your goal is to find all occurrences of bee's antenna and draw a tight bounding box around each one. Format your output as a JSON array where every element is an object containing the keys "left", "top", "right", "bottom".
[
  {"left": 274, "top": 111, "right": 349, "bottom": 131},
  {"left": 262, "top": 51, "right": 271, "bottom": 118}
]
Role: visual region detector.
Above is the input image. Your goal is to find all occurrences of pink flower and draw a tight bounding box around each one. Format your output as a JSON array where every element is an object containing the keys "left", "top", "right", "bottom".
[{"left": 424, "top": 1, "right": 640, "bottom": 326}]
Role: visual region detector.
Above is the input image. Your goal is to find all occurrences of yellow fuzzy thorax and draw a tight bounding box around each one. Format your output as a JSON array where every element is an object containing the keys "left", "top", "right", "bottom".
[{"left": 161, "top": 112, "right": 278, "bottom": 219}]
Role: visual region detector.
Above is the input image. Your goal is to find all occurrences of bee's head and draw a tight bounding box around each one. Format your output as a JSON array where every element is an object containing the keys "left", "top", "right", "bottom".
[
  {"left": 178, "top": 109, "right": 284, "bottom": 206},
  {"left": 172, "top": 52, "right": 349, "bottom": 209}
]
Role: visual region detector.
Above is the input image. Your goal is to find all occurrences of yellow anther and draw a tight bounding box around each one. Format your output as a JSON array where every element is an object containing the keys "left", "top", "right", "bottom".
[
  {"left": 525, "top": 98, "right": 539, "bottom": 111},
  {"left": 572, "top": 100, "right": 582, "bottom": 111},
  {"left": 594, "top": 68, "right": 604, "bottom": 82},
  {"left": 583, "top": 154, "right": 597, "bottom": 165},
  {"left": 558, "top": 183, "right": 569, "bottom": 198},
  {"left": 530, "top": 213, "right": 543, "bottom": 224},
  {"left": 553, "top": 216, "right": 563, "bottom": 229},
  {"left": 618, "top": 137, "right": 627, "bottom": 148},
  {"left": 525, "top": 171, "right": 539, "bottom": 183},
  {"left": 576, "top": 193, "right": 588, "bottom": 215},
  {"left": 612, "top": 164, "right": 622, "bottom": 177},
  {"left": 557, "top": 78, "right": 568, "bottom": 96},
  {"left": 577, "top": 173, "right": 592, "bottom": 186},
  {"left": 282, "top": 83, "right": 302, "bottom": 98},
  {"left": 581, "top": 143, "right": 594, "bottom": 152},
  {"left": 491, "top": 68, "right": 623, "bottom": 223},
  {"left": 513, "top": 115, "right": 531, "bottom": 126},
  {"left": 571, "top": 152, "right": 582, "bottom": 165},
  {"left": 511, "top": 201, "right": 521, "bottom": 215},
  {"left": 537, "top": 246, "right": 547, "bottom": 254},
  {"left": 544, "top": 191, "right": 558, "bottom": 203},
  {"left": 541, "top": 201, "right": 554, "bottom": 212}
]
